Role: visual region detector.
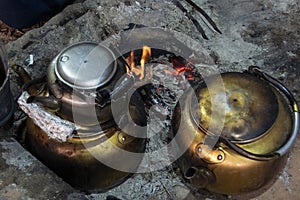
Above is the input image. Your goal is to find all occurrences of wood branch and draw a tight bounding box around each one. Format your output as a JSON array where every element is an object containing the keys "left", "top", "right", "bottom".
[
  {"left": 172, "top": 0, "right": 208, "bottom": 40},
  {"left": 184, "top": 0, "right": 222, "bottom": 34}
]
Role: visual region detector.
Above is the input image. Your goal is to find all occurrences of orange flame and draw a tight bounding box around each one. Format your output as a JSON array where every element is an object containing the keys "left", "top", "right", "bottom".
[
  {"left": 125, "top": 45, "right": 151, "bottom": 80},
  {"left": 125, "top": 51, "right": 135, "bottom": 75}
]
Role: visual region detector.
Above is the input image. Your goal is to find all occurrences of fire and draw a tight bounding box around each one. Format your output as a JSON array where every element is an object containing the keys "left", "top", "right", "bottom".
[
  {"left": 125, "top": 51, "right": 135, "bottom": 75},
  {"left": 125, "top": 47, "right": 195, "bottom": 81},
  {"left": 125, "top": 45, "right": 151, "bottom": 80}
]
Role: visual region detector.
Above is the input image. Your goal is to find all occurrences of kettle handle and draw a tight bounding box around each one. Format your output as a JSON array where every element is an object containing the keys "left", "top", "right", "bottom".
[
  {"left": 12, "top": 64, "right": 62, "bottom": 111},
  {"left": 221, "top": 66, "right": 299, "bottom": 161},
  {"left": 248, "top": 66, "right": 299, "bottom": 156}
]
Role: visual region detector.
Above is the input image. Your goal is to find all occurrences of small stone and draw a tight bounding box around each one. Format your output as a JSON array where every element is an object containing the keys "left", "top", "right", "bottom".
[{"left": 150, "top": 2, "right": 160, "bottom": 10}]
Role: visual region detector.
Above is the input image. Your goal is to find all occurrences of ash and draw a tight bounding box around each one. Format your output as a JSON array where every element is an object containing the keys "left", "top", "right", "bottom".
[{"left": 0, "top": 140, "right": 35, "bottom": 172}]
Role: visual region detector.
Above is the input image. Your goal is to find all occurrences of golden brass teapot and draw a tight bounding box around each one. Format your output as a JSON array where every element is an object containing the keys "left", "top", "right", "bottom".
[
  {"left": 18, "top": 42, "right": 147, "bottom": 191},
  {"left": 171, "top": 66, "right": 299, "bottom": 195}
]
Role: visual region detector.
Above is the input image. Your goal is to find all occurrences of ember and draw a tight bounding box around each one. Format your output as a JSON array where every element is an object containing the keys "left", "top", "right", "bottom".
[
  {"left": 123, "top": 45, "right": 200, "bottom": 116},
  {"left": 167, "top": 55, "right": 196, "bottom": 82}
]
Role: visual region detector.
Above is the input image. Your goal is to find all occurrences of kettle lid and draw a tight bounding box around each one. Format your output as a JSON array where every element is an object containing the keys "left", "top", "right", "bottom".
[
  {"left": 191, "top": 72, "right": 279, "bottom": 143},
  {"left": 55, "top": 42, "right": 117, "bottom": 90}
]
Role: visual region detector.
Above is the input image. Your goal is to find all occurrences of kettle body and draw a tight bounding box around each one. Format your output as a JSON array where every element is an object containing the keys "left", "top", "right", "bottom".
[
  {"left": 21, "top": 42, "right": 147, "bottom": 191},
  {"left": 171, "top": 68, "right": 299, "bottom": 195}
]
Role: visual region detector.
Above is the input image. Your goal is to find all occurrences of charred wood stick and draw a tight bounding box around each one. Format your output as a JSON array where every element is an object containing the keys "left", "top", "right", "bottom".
[
  {"left": 184, "top": 0, "right": 222, "bottom": 34},
  {"left": 172, "top": 0, "right": 208, "bottom": 40}
]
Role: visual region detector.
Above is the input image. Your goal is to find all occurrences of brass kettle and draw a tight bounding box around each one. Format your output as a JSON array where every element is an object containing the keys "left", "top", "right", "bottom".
[
  {"left": 29, "top": 42, "right": 126, "bottom": 126},
  {"left": 20, "top": 42, "right": 147, "bottom": 191},
  {"left": 171, "top": 66, "right": 299, "bottom": 195}
]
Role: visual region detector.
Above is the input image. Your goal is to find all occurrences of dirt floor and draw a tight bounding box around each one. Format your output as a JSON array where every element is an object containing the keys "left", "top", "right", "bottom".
[{"left": 0, "top": 0, "right": 299, "bottom": 199}]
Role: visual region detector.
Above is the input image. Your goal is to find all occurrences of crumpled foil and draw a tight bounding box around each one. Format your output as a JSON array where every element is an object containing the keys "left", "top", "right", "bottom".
[{"left": 18, "top": 91, "right": 76, "bottom": 142}]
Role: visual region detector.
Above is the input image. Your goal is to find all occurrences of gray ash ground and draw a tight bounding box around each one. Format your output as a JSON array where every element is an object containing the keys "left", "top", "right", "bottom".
[{"left": 1, "top": 0, "right": 300, "bottom": 199}]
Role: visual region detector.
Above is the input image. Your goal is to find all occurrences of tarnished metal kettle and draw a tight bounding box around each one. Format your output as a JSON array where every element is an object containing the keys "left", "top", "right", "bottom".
[
  {"left": 171, "top": 66, "right": 299, "bottom": 195},
  {"left": 28, "top": 42, "right": 127, "bottom": 126},
  {"left": 19, "top": 42, "right": 147, "bottom": 191},
  {"left": 0, "top": 44, "right": 14, "bottom": 127}
]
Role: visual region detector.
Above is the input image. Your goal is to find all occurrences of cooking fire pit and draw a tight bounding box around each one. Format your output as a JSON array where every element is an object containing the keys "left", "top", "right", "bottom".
[{"left": 12, "top": 26, "right": 299, "bottom": 197}]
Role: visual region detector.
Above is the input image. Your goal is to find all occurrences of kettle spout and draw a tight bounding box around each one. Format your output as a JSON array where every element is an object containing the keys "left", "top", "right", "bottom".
[
  {"left": 27, "top": 96, "right": 61, "bottom": 112},
  {"left": 184, "top": 166, "right": 216, "bottom": 188}
]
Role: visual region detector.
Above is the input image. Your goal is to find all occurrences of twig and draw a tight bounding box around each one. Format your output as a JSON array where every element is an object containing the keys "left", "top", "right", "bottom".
[
  {"left": 184, "top": 0, "right": 222, "bottom": 34},
  {"left": 172, "top": 0, "right": 208, "bottom": 40}
]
